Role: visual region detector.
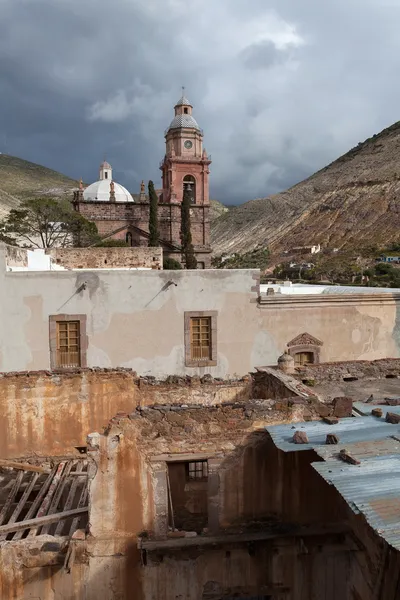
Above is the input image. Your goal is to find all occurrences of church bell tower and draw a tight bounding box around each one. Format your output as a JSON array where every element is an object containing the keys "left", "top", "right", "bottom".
[
  {"left": 158, "top": 92, "right": 212, "bottom": 268},
  {"left": 160, "top": 92, "right": 211, "bottom": 205}
]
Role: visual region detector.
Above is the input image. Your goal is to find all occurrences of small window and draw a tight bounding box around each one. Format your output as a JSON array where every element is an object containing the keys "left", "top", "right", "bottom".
[
  {"left": 49, "top": 315, "right": 87, "bottom": 370},
  {"left": 57, "top": 321, "right": 80, "bottom": 368},
  {"left": 184, "top": 311, "right": 217, "bottom": 367},
  {"left": 105, "top": 172, "right": 108, "bottom": 179},
  {"left": 187, "top": 460, "right": 208, "bottom": 481},
  {"left": 294, "top": 351, "right": 314, "bottom": 366},
  {"left": 190, "top": 317, "right": 211, "bottom": 361},
  {"left": 184, "top": 107, "right": 188, "bottom": 114}
]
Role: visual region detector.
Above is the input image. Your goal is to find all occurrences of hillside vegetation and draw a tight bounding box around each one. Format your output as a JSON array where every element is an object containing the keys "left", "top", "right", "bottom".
[
  {"left": 211, "top": 121, "right": 400, "bottom": 256},
  {"left": 0, "top": 154, "right": 80, "bottom": 219}
]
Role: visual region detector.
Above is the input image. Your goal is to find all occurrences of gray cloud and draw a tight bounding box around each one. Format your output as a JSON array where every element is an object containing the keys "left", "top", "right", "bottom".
[{"left": 1, "top": 0, "right": 400, "bottom": 205}]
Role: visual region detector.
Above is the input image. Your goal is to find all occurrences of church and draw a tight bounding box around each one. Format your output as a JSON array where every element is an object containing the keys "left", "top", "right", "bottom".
[{"left": 73, "top": 93, "right": 212, "bottom": 268}]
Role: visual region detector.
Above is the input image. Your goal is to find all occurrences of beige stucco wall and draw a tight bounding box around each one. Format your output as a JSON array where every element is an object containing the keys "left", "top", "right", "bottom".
[{"left": 0, "top": 244, "right": 399, "bottom": 376}]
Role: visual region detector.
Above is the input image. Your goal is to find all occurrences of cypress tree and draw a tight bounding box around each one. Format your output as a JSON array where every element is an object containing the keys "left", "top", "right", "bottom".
[
  {"left": 181, "top": 185, "right": 197, "bottom": 269},
  {"left": 148, "top": 180, "right": 160, "bottom": 247}
]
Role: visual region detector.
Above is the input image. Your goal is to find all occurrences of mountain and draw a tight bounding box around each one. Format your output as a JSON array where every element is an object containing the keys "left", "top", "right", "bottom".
[
  {"left": 211, "top": 122, "right": 400, "bottom": 256},
  {"left": 210, "top": 199, "right": 229, "bottom": 222},
  {"left": 0, "top": 154, "right": 79, "bottom": 219}
]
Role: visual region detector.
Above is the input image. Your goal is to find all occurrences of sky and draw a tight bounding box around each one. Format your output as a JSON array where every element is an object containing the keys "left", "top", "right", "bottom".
[{"left": 1, "top": 0, "right": 400, "bottom": 205}]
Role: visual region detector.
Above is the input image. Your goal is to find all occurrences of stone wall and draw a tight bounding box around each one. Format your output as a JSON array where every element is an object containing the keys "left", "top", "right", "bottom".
[
  {"left": 75, "top": 200, "right": 211, "bottom": 266},
  {"left": 0, "top": 370, "right": 252, "bottom": 458},
  {"left": 46, "top": 246, "right": 163, "bottom": 269},
  {"left": 295, "top": 358, "right": 400, "bottom": 384}
]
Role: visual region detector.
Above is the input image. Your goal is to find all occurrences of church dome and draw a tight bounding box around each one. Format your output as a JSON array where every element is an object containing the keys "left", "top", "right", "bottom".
[
  {"left": 168, "top": 113, "right": 201, "bottom": 132},
  {"left": 82, "top": 160, "right": 134, "bottom": 203},
  {"left": 83, "top": 180, "right": 134, "bottom": 203}
]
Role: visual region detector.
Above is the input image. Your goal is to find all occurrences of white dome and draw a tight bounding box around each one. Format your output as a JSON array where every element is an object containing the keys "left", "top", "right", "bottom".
[{"left": 83, "top": 180, "right": 134, "bottom": 203}]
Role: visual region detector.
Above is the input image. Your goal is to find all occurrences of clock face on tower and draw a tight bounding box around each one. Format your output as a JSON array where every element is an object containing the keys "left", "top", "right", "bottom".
[{"left": 184, "top": 140, "right": 193, "bottom": 149}]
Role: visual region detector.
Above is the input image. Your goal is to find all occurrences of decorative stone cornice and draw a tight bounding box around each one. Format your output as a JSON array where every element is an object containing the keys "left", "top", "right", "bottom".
[
  {"left": 288, "top": 333, "right": 323, "bottom": 348},
  {"left": 258, "top": 293, "right": 400, "bottom": 308}
]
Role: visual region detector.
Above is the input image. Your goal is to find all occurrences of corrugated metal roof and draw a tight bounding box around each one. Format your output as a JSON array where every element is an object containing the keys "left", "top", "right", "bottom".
[
  {"left": 267, "top": 415, "right": 400, "bottom": 551},
  {"left": 313, "top": 454, "right": 400, "bottom": 550},
  {"left": 266, "top": 416, "right": 400, "bottom": 453},
  {"left": 353, "top": 401, "right": 400, "bottom": 416},
  {"left": 315, "top": 437, "right": 400, "bottom": 461}
]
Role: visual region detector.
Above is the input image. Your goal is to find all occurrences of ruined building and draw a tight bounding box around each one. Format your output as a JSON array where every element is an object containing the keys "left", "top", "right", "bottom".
[
  {"left": 2, "top": 245, "right": 400, "bottom": 598},
  {"left": 73, "top": 94, "right": 212, "bottom": 267}
]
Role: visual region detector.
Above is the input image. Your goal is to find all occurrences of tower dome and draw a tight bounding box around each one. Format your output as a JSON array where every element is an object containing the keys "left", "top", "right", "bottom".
[
  {"left": 83, "top": 161, "right": 134, "bottom": 203},
  {"left": 167, "top": 93, "right": 201, "bottom": 132}
]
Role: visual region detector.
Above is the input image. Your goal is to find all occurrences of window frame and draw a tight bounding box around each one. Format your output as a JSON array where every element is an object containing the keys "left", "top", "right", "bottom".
[
  {"left": 49, "top": 314, "right": 87, "bottom": 370},
  {"left": 294, "top": 351, "right": 315, "bottom": 366},
  {"left": 186, "top": 460, "right": 209, "bottom": 482},
  {"left": 184, "top": 311, "right": 217, "bottom": 367}
]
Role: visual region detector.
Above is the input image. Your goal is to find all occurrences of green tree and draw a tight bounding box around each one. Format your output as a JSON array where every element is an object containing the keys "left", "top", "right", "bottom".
[
  {"left": 163, "top": 257, "right": 182, "bottom": 270},
  {"left": 148, "top": 180, "right": 160, "bottom": 247},
  {"left": 180, "top": 186, "right": 197, "bottom": 269},
  {"left": 0, "top": 197, "right": 100, "bottom": 248}
]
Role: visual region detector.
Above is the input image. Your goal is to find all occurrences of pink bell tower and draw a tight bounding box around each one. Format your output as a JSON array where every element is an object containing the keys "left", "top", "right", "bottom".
[{"left": 160, "top": 91, "right": 211, "bottom": 206}]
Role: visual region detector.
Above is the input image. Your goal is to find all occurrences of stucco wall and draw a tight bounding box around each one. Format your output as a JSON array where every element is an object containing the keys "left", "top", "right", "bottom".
[{"left": 0, "top": 244, "right": 399, "bottom": 376}]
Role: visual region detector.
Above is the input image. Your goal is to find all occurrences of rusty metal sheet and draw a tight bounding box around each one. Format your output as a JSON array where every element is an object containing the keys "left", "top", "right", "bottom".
[{"left": 313, "top": 453, "right": 400, "bottom": 551}]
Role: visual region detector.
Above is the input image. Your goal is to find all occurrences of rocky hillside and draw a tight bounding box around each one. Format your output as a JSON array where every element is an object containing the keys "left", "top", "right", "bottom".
[
  {"left": 210, "top": 199, "right": 229, "bottom": 221},
  {"left": 0, "top": 154, "right": 80, "bottom": 219},
  {"left": 211, "top": 122, "right": 400, "bottom": 256}
]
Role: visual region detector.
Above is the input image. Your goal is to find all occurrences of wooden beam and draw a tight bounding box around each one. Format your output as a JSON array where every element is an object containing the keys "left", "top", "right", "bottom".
[
  {"left": 0, "top": 508, "right": 88, "bottom": 535},
  {"left": 0, "top": 473, "right": 40, "bottom": 541},
  {"left": 13, "top": 466, "right": 57, "bottom": 541},
  {"left": 0, "top": 460, "right": 49, "bottom": 474},
  {"left": 28, "top": 461, "right": 66, "bottom": 538},
  {"left": 0, "top": 471, "right": 24, "bottom": 526},
  {"left": 54, "top": 461, "right": 84, "bottom": 536},
  {"left": 139, "top": 523, "right": 350, "bottom": 551}
]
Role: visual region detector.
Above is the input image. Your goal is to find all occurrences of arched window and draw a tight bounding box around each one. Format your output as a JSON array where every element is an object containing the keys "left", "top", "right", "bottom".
[
  {"left": 183, "top": 175, "right": 196, "bottom": 204},
  {"left": 126, "top": 232, "right": 133, "bottom": 247}
]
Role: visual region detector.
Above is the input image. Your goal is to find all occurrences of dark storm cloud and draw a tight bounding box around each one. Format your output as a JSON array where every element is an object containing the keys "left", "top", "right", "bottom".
[{"left": 1, "top": 0, "right": 400, "bottom": 204}]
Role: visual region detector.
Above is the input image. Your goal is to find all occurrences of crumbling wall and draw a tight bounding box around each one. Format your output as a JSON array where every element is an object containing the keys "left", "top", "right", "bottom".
[
  {"left": 0, "top": 370, "right": 252, "bottom": 458},
  {"left": 295, "top": 358, "right": 400, "bottom": 384},
  {"left": 84, "top": 403, "right": 360, "bottom": 600},
  {"left": 46, "top": 246, "right": 163, "bottom": 269},
  {"left": 3, "top": 245, "right": 28, "bottom": 268},
  {"left": 252, "top": 367, "right": 314, "bottom": 400},
  {"left": 0, "top": 536, "right": 87, "bottom": 600}
]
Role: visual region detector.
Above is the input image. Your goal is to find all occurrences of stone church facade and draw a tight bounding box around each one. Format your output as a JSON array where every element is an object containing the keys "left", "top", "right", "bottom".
[{"left": 73, "top": 94, "right": 212, "bottom": 268}]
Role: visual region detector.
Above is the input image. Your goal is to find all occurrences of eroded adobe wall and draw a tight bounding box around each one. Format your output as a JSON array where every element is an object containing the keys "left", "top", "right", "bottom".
[{"left": 0, "top": 370, "right": 251, "bottom": 458}]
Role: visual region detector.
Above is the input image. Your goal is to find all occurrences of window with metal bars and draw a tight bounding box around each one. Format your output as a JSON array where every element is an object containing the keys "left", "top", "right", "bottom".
[
  {"left": 56, "top": 321, "right": 81, "bottom": 368},
  {"left": 190, "top": 316, "right": 211, "bottom": 361},
  {"left": 186, "top": 460, "right": 208, "bottom": 481}
]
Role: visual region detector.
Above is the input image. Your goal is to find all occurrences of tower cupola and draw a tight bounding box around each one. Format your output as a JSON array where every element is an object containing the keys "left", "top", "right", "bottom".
[{"left": 99, "top": 160, "right": 112, "bottom": 181}]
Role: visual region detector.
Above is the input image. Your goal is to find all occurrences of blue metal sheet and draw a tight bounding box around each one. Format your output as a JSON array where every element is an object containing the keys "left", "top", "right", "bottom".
[
  {"left": 353, "top": 402, "right": 400, "bottom": 417},
  {"left": 266, "top": 416, "right": 399, "bottom": 453}
]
